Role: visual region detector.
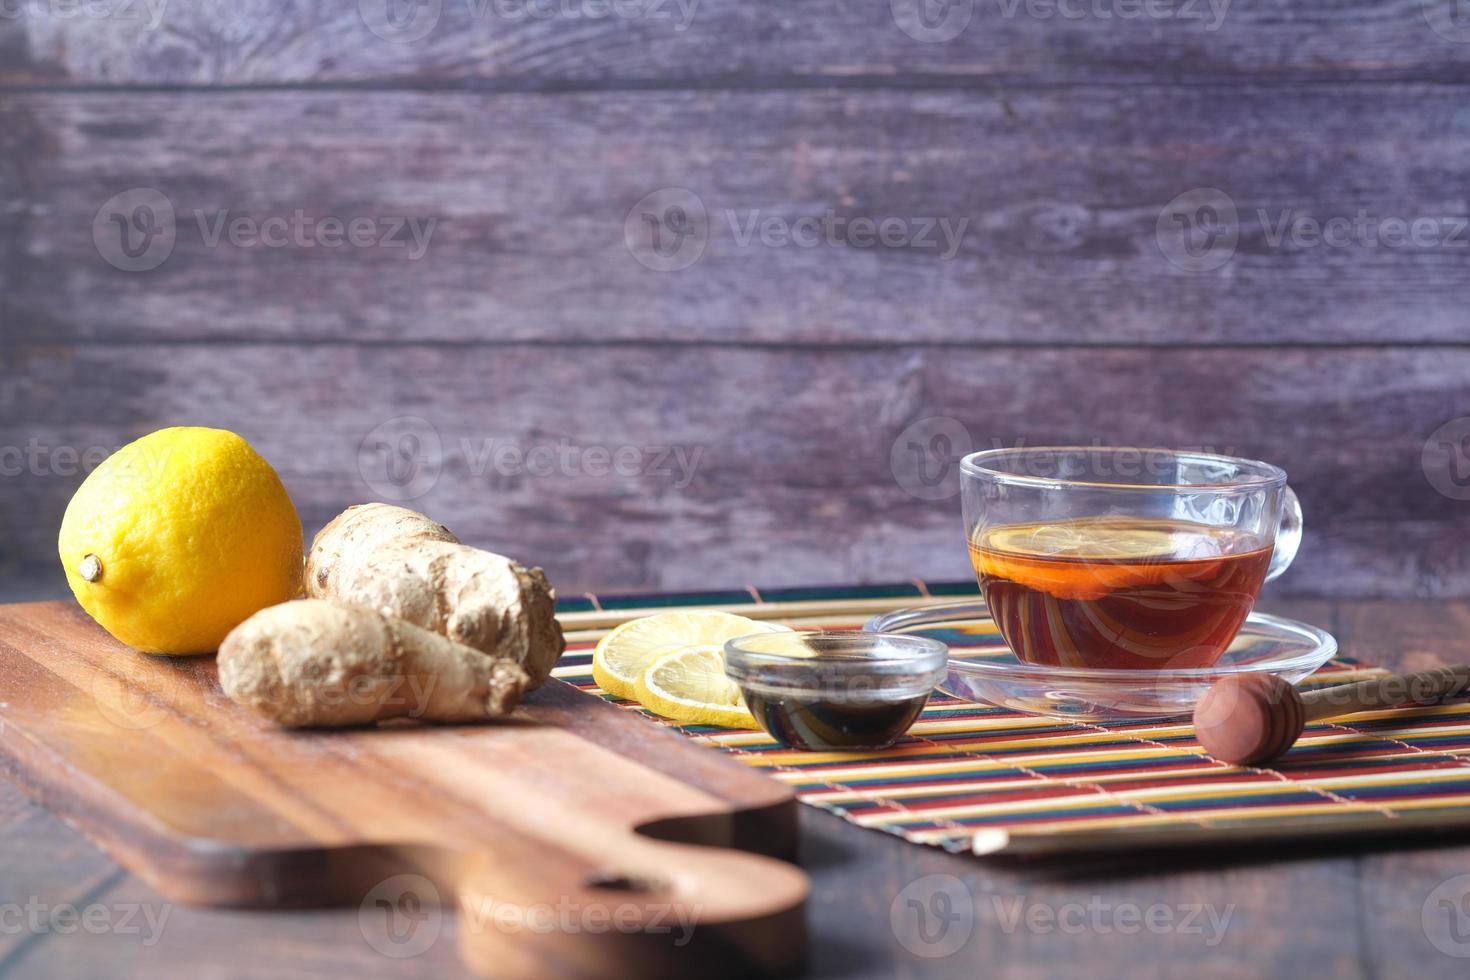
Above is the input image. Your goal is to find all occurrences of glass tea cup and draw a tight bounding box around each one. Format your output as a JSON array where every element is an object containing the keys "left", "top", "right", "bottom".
[{"left": 960, "top": 447, "right": 1301, "bottom": 670}]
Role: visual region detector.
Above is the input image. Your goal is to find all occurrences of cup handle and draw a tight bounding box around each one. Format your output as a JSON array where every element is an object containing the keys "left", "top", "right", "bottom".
[{"left": 1265, "top": 485, "right": 1302, "bottom": 583}]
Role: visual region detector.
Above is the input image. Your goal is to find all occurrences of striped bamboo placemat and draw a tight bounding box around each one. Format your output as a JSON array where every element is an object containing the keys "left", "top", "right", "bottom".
[{"left": 553, "top": 582, "right": 1470, "bottom": 855}]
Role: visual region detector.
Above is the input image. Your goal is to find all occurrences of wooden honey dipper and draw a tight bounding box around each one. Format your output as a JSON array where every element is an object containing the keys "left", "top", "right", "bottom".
[{"left": 1193, "top": 665, "right": 1470, "bottom": 766}]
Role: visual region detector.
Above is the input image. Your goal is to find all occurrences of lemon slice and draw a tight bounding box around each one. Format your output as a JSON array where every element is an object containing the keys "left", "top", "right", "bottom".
[
  {"left": 974, "top": 519, "right": 1240, "bottom": 600},
  {"left": 590, "top": 611, "right": 789, "bottom": 700},
  {"left": 634, "top": 644, "right": 757, "bottom": 729},
  {"left": 980, "top": 520, "right": 1181, "bottom": 561}
]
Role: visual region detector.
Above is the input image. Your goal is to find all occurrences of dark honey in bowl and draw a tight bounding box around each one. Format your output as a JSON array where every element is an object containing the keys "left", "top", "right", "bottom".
[
  {"left": 723, "top": 631, "right": 948, "bottom": 752},
  {"left": 969, "top": 516, "right": 1273, "bottom": 670},
  {"left": 743, "top": 677, "right": 930, "bottom": 751}
]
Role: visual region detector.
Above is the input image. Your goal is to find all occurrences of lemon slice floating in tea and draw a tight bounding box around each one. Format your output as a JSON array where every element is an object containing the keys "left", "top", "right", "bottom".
[
  {"left": 979, "top": 519, "right": 1188, "bottom": 561},
  {"left": 973, "top": 517, "right": 1241, "bottom": 601},
  {"left": 634, "top": 644, "right": 758, "bottom": 729},
  {"left": 590, "top": 610, "right": 790, "bottom": 700}
]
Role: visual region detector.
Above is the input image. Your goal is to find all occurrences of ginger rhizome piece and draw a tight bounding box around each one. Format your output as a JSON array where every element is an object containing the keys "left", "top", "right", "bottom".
[
  {"left": 304, "top": 503, "right": 564, "bottom": 688},
  {"left": 219, "top": 600, "right": 530, "bottom": 727}
]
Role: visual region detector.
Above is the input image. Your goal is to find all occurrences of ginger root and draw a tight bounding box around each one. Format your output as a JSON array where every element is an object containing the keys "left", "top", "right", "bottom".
[
  {"left": 304, "top": 504, "right": 564, "bottom": 688},
  {"left": 219, "top": 600, "right": 530, "bottom": 727}
]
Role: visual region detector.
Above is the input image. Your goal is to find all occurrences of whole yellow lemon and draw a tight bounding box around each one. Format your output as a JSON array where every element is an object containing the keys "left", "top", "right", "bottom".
[{"left": 58, "top": 427, "right": 303, "bottom": 655}]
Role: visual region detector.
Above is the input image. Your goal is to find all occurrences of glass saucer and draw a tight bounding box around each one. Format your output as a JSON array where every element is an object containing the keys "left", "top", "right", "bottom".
[{"left": 864, "top": 600, "right": 1337, "bottom": 722}]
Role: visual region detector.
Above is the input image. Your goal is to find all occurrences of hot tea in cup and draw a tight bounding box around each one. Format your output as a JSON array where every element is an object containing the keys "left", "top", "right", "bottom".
[{"left": 960, "top": 449, "right": 1301, "bottom": 670}]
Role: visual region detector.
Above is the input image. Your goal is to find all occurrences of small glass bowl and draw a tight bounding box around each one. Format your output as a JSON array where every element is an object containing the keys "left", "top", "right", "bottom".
[
  {"left": 865, "top": 600, "right": 1338, "bottom": 722},
  {"left": 724, "top": 631, "right": 948, "bottom": 750}
]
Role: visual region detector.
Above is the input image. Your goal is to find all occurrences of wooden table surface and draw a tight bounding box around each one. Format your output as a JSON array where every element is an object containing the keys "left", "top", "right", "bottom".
[{"left": 2, "top": 590, "right": 1468, "bottom": 979}]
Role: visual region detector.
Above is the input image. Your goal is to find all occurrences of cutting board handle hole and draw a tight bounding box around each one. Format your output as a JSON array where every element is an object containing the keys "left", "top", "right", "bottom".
[{"left": 584, "top": 871, "right": 665, "bottom": 893}]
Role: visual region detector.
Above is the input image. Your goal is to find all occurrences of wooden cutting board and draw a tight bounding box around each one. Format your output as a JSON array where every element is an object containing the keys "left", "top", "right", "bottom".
[{"left": 0, "top": 601, "right": 807, "bottom": 979}]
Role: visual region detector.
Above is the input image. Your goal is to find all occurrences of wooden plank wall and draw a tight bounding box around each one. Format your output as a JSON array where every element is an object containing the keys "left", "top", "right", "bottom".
[{"left": 1, "top": 2, "right": 1468, "bottom": 597}]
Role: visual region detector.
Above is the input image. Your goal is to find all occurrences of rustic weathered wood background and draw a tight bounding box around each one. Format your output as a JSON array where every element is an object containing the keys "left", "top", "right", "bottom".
[{"left": 2, "top": 2, "right": 1469, "bottom": 597}]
